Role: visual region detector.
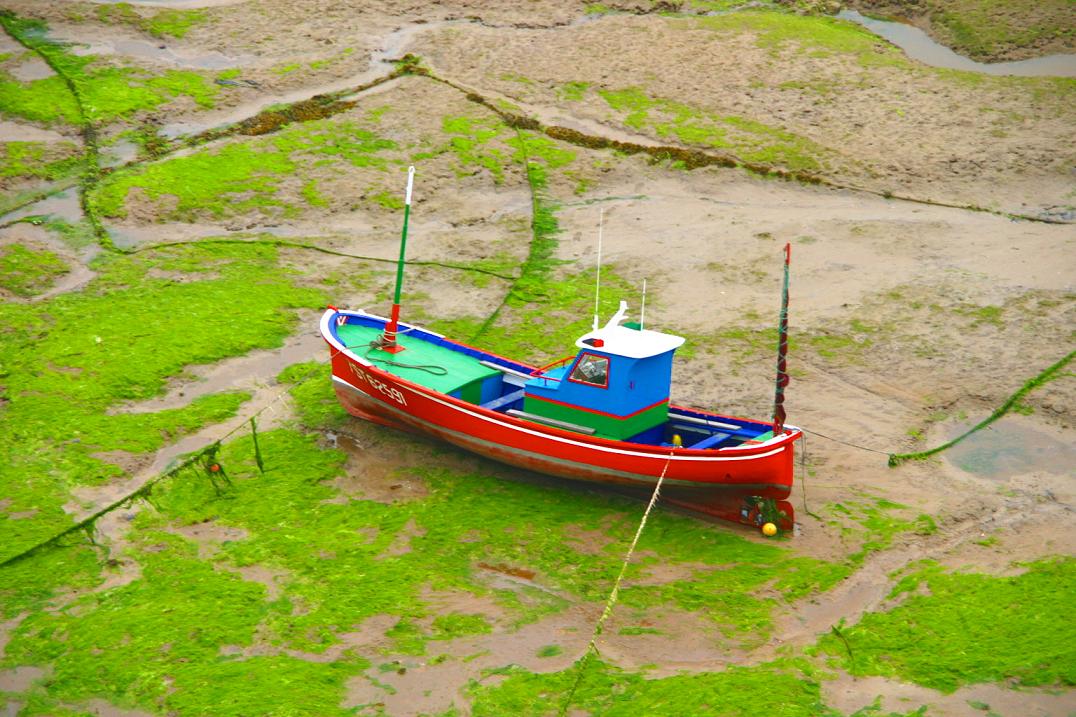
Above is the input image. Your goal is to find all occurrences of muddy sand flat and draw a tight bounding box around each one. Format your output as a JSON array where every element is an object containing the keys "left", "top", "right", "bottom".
[{"left": 0, "top": 1, "right": 1073, "bottom": 716}]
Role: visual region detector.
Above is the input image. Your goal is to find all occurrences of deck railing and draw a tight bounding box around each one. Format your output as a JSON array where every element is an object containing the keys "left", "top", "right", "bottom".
[{"left": 528, "top": 355, "right": 576, "bottom": 385}]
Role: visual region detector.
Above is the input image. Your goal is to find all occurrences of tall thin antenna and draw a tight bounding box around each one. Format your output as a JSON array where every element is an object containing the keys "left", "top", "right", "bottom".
[
  {"left": 593, "top": 208, "right": 604, "bottom": 330},
  {"left": 640, "top": 278, "right": 647, "bottom": 330}
]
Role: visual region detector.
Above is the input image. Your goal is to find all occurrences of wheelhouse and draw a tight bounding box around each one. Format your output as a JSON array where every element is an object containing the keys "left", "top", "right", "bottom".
[{"left": 522, "top": 302, "right": 685, "bottom": 440}]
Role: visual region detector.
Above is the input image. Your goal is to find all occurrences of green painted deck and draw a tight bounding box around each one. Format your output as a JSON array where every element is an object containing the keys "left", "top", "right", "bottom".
[{"left": 337, "top": 324, "right": 499, "bottom": 398}]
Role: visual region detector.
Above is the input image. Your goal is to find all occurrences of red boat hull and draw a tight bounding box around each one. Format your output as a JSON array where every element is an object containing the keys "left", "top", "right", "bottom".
[{"left": 323, "top": 314, "right": 800, "bottom": 531}]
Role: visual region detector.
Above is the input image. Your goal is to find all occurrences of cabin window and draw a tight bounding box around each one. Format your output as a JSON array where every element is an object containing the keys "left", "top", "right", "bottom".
[{"left": 569, "top": 353, "right": 609, "bottom": 388}]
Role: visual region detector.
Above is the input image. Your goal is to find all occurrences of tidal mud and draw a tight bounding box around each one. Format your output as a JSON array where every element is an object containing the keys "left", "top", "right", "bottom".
[{"left": 0, "top": 2, "right": 1072, "bottom": 716}]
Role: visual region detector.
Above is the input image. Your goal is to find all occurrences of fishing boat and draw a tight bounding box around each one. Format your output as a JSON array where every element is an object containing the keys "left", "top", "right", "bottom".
[{"left": 320, "top": 168, "right": 801, "bottom": 532}]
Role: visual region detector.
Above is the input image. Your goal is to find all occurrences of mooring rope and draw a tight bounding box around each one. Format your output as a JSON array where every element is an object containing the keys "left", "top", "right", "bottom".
[
  {"left": 0, "top": 364, "right": 327, "bottom": 568},
  {"left": 792, "top": 348, "right": 1074, "bottom": 468},
  {"left": 797, "top": 433, "right": 823, "bottom": 521},
  {"left": 800, "top": 427, "right": 891, "bottom": 456},
  {"left": 888, "top": 348, "right": 1074, "bottom": 466},
  {"left": 558, "top": 451, "right": 674, "bottom": 716}
]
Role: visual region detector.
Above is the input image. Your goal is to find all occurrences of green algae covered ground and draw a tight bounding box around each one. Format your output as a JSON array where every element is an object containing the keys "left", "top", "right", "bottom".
[
  {"left": 0, "top": 14, "right": 218, "bottom": 126},
  {"left": 0, "top": 243, "right": 322, "bottom": 565},
  {"left": 816, "top": 557, "right": 1076, "bottom": 693},
  {"left": 1, "top": 2, "right": 1074, "bottom": 716}
]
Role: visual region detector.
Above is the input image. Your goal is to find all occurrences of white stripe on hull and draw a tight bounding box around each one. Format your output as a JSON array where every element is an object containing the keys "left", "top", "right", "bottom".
[
  {"left": 332, "top": 376, "right": 791, "bottom": 492},
  {"left": 331, "top": 375, "right": 790, "bottom": 464}
]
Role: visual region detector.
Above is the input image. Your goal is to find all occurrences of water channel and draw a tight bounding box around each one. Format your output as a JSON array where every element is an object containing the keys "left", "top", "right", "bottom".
[{"left": 838, "top": 10, "right": 1076, "bottom": 78}]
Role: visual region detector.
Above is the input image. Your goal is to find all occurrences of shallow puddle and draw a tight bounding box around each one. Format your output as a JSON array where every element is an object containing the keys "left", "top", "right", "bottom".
[
  {"left": 943, "top": 416, "right": 1076, "bottom": 479},
  {"left": 825, "top": 673, "right": 1076, "bottom": 717},
  {"left": 840, "top": 10, "right": 1076, "bottom": 77},
  {"left": 102, "top": 139, "right": 140, "bottom": 168},
  {"left": 117, "top": 40, "right": 249, "bottom": 70},
  {"left": 2, "top": 188, "right": 83, "bottom": 224}
]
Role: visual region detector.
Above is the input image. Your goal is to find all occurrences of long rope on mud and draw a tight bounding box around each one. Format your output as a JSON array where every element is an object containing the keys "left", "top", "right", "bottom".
[
  {"left": 800, "top": 427, "right": 891, "bottom": 456},
  {"left": 0, "top": 365, "right": 326, "bottom": 568},
  {"left": 888, "top": 348, "right": 1074, "bottom": 466},
  {"left": 429, "top": 71, "right": 1070, "bottom": 227},
  {"left": 464, "top": 125, "right": 548, "bottom": 344},
  {"left": 558, "top": 452, "right": 674, "bottom": 717},
  {"left": 797, "top": 434, "right": 823, "bottom": 521},
  {"left": 125, "top": 237, "right": 517, "bottom": 281},
  {"left": 0, "top": 12, "right": 111, "bottom": 248},
  {"left": 795, "top": 348, "right": 1074, "bottom": 467}
]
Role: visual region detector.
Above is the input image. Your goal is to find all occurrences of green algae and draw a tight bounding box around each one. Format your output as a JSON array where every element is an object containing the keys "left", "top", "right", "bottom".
[
  {"left": 301, "top": 178, "right": 329, "bottom": 208},
  {"left": 0, "top": 13, "right": 218, "bottom": 126},
  {"left": 144, "top": 8, "right": 208, "bottom": 39},
  {"left": 440, "top": 115, "right": 510, "bottom": 184},
  {"left": 468, "top": 657, "right": 838, "bottom": 716},
  {"left": 274, "top": 62, "right": 302, "bottom": 75},
  {"left": 695, "top": 10, "right": 906, "bottom": 65},
  {"left": 908, "top": 0, "right": 1075, "bottom": 62},
  {"left": 597, "top": 86, "right": 829, "bottom": 172},
  {"left": 0, "top": 242, "right": 323, "bottom": 565},
  {"left": 96, "top": 3, "right": 208, "bottom": 39},
  {"left": 278, "top": 361, "right": 349, "bottom": 430},
  {"left": 371, "top": 190, "right": 403, "bottom": 209},
  {"left": 0, "top": 243, "right": 69, "bottom": 297},
  {"left": 625, "top": 517, "right": 849, "bottom": 642},
  {"left": 4, "top": 527, "right": 365, "bottom": 716},
  {"left": 0, "top": 543, "right": 101, "bottom": 619},
  {"left": 434, "top": 115, "right": 575, "bottom": 191},
  {"left": 816, "top": 557, "right": 1076, "bottom": 693},
  {"left": 558, "top": 81, "right": 590, "bottom": 101},
  {"left": 91, "top": 119, "right": 396, "bottom": 220},
  {"left": 0, "top": 140, "right": 84, "bottom": 182},
  {"left": 431, "top": 613, "right": 493, "bottom": 640},
  {"left": 821, "top": 495, "right": 923, "bottom": 565},
  {"left": 0, "top": 73, "right": 79, "bottom": 125},
  {"left": 38, "top": 216, "right": 98, "bottom": 250}
]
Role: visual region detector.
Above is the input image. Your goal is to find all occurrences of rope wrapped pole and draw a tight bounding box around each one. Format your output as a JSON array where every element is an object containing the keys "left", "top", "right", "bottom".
[{"left": 772, "top": 242, "right": 791, "bottom": 435}]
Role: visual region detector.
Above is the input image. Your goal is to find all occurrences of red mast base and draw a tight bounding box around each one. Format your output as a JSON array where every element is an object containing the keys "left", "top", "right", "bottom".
[{"left": 378, "top": 304, "right": 407, "bottom": 354}]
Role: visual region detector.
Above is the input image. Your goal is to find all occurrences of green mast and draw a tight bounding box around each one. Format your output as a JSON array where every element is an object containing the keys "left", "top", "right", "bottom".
[{"left": 379, "top": 165, "right": 415, "bottom": 353}]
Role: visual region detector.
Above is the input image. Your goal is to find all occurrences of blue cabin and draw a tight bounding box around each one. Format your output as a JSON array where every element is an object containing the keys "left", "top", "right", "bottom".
[{"left": 521, "top": 302, "right": 685, "bottom": 440}]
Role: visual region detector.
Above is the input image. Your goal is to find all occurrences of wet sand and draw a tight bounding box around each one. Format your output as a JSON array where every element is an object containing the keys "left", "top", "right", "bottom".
[{"left": 0, "top": 1, "right": 1073, "bottom": 715}]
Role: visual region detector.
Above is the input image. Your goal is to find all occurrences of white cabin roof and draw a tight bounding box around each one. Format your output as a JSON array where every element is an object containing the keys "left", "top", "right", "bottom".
[
  {"left": 575, "top": 300, "right": 685, "bottom": 359},
  {"left": 575, "top": 325, "right": 684, "bottom": 359}
]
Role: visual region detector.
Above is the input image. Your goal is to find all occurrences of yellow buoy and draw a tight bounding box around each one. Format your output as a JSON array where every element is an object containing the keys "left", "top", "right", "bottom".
[
  {"left": 672, "top": 434, "right": 682, "bottom": 447},
  {"left": 762, "top": 522, "right": 778, "bottom": 537}
]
